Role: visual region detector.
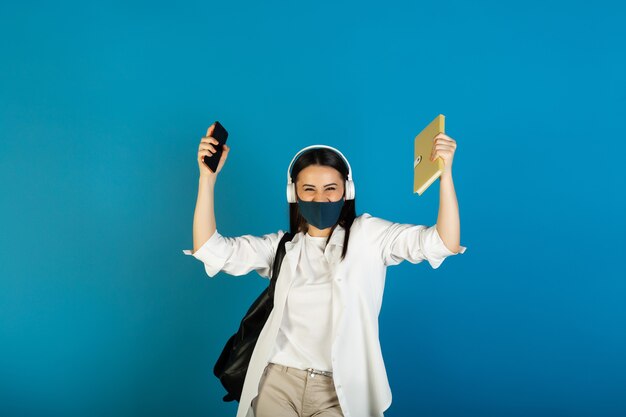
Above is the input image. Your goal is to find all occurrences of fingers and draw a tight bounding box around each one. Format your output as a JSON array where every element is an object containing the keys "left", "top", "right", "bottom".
[
  {"left": 198, "top": 124, "right": 230, "bottom": 173},
  {"left": 432, "top": 143, "right": 455, "bottom": 152},
  {"left": 432, "top": 133, "right": 457, "bottom": 146},
  {"left": 199, "top": 124, "right": 218, "bottom": 153},
  {"left": 433, "top": 133, "right": 454, "bottom": 141},
  {"left": 198, "top": 149, "right": 213, "bottom": 161},
  {"left": 431, "top": 150, "right": 454, "bottom": 161},
  {"left": 431, "top": 133, "right": 457, "bottom": 161},
  {"left": 199, "top": 136, "right": 220, "bottom": 153},
  {"left": 200, "top": 137, "right": 219, "bottom": 146},
  {"left": 199, "top": 142, "right": 229, "bottom": 157},
  {"left": 200, "top": 143, "right": 218, "bottom": 153}
]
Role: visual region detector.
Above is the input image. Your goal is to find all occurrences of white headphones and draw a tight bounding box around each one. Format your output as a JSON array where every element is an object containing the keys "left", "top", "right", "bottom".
[{"left": 286, "top": 144, "right": 356, "bottom": 203}]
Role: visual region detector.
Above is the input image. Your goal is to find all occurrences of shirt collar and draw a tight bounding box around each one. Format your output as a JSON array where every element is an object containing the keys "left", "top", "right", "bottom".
[{"left": 284, "top": 224, "right": 346, "bottom": 274}]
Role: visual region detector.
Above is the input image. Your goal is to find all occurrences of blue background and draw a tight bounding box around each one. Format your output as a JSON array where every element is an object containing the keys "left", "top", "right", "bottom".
[{"left": 1, "top": 1, "right": 624, "bottom": 416}]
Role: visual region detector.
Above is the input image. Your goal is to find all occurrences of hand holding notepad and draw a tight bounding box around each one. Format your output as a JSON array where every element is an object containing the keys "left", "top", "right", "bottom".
[{"left": 413, "top": 114, "right": 455, "bottom": 195}]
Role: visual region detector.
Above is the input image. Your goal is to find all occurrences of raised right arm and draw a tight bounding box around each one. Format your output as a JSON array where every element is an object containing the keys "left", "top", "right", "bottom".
[
  {"left": 192, "top": 176, "right": 218, "bottom": 253},
  {"left": 189, "top": 122, "right": 230, "bottom": 252},
  {"left": 182, "top": 123, "right": 286, "bottom": 279}
]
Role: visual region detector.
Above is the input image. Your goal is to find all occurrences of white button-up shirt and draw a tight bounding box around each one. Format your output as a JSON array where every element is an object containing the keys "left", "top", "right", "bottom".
[{"left": 182, "top": 212, "right": 467, "bottom": 417}]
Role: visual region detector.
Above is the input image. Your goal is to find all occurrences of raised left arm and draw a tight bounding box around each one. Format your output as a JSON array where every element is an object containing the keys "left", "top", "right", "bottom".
[{"left": 430, "top": 133, "right": 462, "bottom": 254}]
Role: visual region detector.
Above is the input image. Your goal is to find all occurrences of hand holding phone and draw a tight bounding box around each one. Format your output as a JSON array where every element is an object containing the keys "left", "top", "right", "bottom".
[{"left": 198, "top": 121, "right": 230, "bottom": 177}]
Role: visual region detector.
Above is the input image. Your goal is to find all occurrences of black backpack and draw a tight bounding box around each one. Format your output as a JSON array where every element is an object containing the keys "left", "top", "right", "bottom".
[{"left": 213, "top": 231, "right": 295, "bottom": 402}]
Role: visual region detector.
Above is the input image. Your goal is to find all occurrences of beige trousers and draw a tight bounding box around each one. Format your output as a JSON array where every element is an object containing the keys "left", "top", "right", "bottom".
[{"left": 251, "top": 362, "right": 344, "bottom": 417}]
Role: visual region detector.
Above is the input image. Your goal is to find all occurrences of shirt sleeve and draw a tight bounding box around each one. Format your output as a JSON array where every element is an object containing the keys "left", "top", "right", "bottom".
[
  {"left": 182, "top": 229, "right": 287, "bottom": 278},
  {"left": 364, "top": 213, "right": 467, "bottom": 269}
]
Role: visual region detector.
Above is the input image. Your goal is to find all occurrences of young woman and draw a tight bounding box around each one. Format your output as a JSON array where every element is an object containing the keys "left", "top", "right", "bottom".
[{"left": 184, "top": 123, "right": 467, "bottom": 417}]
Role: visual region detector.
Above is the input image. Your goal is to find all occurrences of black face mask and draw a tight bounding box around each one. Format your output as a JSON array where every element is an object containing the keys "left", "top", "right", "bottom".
[{"left": 296, "top": 197, "right": 344, "bottom": 229}]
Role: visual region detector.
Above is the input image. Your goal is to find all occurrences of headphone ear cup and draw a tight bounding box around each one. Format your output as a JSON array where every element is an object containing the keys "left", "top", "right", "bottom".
[
  {"left": 286, "top": 183, "right": 296, "bottom": 203},
  {"left": 345, "top": 180, "right": 355, "bottom": 200}
]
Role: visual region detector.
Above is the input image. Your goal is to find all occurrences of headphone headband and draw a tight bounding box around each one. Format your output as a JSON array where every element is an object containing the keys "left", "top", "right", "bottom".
[{"left": 286, "top": 144, "right": 353, "bottom": 185}]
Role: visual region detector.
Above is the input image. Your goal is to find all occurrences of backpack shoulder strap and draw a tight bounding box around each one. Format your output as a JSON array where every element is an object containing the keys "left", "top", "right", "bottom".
[{"left": 269, "top": 231, "right": 294, "bottom": 291}]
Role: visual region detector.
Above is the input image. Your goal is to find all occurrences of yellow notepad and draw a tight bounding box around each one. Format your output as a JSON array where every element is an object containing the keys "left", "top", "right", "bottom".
[{"left": 413, "top": 114, "right": 445, "bottom": 195}]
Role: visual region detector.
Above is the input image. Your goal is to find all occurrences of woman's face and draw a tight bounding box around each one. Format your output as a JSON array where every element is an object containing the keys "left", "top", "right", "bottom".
[{"left": 296, "top": 165, "right": 345, "bottom": 202}]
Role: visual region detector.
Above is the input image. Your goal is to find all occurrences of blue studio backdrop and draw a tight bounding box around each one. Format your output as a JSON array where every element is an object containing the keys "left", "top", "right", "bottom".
[{"left": 1, "top": 1, "right": 624, "bottom": 416}]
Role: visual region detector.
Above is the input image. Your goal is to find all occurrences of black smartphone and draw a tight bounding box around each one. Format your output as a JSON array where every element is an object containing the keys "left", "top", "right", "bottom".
[{"left": 204, "top": 121, "right": 228, "bottom": 173}]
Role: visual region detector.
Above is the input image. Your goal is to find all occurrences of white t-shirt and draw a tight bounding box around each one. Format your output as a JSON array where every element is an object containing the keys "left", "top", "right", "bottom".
[{"left": 268, "top": 231, "right": 334, "bottom": 372}]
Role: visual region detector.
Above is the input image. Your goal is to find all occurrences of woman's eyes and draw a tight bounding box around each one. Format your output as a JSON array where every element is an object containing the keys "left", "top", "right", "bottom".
[{"left": 305, "top": 188, "right": 336, "bottom": 191}]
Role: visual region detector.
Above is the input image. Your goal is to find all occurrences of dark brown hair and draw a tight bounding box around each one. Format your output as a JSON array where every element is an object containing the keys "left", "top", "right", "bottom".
[{"left": 288, "top": 148, "right": 357, "bottom": 261}]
